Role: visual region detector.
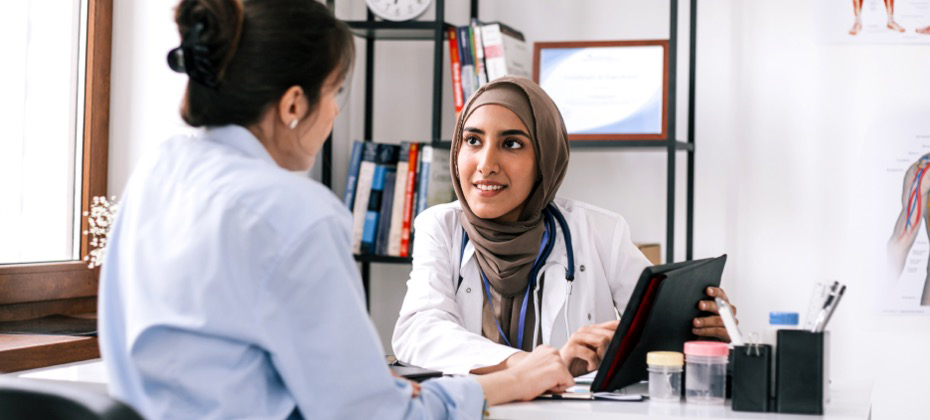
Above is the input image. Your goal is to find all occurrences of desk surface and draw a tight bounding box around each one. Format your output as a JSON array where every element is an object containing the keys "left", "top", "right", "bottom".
[{"left": 488, "top": 385, "right": 870, "bottom": 420}]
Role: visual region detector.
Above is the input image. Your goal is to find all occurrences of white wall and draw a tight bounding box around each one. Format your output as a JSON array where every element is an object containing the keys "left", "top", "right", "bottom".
[
  {"left": 108, "top": 0, "right": 930, "bottom": 398},
  {"left": 108, "top": 0, "right": 191, "bottom": 196}
]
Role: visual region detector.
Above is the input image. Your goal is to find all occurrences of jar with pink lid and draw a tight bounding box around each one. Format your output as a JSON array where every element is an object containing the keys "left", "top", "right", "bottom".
[{"left": 683, "top": 341, "right": 729, "bottom": 404}]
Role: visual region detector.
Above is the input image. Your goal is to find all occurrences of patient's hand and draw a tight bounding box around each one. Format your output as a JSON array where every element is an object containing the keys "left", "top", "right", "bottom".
[
  {"left": 559, "top": 320, "right": 619, "bottom": 377},
  {"left": 391, "top": 370, "right": 422, "bottom": 398},
  {"left": 692, "top": 287, "right": 737, "bottom": 342},
  {"left": 473, "top": 345, "right": 573, "bottom": 404},
  {"left": 509, "top": 345, "right": 574, "bottom": 399}
]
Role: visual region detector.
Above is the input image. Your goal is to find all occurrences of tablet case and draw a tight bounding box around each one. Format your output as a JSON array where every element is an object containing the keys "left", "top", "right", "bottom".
[{"left": 591, "top": 254, "right": 727, "bottom": 392}]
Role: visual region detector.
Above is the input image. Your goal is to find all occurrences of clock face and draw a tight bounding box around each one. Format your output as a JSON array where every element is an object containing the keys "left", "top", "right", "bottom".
[{"left": 366, "top": 0, "right": 431, "bottom": 22}]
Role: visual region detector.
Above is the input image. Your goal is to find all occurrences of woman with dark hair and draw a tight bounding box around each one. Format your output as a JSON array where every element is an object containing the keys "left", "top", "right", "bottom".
[{"left": 98, "top": 1, "right": 572, "bottom": 418}]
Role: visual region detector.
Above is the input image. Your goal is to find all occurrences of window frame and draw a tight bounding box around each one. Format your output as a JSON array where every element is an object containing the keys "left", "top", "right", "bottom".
[{"left": 0, "top": 0, "right": 111, "bottom": 318}]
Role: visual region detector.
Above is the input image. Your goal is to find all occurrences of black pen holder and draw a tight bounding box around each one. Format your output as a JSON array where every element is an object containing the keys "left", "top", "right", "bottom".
[
  {"left": 732, "top": 343, "right": 772, "bottom": 412},
  {"left": 776, "top": 330, "right": 829, "bottom": 415}
]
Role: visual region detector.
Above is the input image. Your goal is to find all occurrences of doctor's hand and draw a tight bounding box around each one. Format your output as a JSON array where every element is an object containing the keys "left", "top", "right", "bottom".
[
  {"left": 693, "top": 286, "right": 737, "bottom": 342},
  {"left": 559, "top": 320, "right": 619, "bottom": 377}
]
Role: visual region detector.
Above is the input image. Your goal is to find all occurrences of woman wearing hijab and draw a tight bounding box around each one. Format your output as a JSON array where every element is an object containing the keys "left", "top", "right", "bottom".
[
  {"left": 392, "top": 76, "right": 736, "bottom": 377},
  {"left": 98, "top": 1, "right": 573, "bottom": 419}
]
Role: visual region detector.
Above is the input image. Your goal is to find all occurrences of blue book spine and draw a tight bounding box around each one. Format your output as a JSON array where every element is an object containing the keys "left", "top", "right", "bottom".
[
  {"left": 375, "top": 169, "right": 397, "bottom": 255},
  {"left": 343, "top": 140, "right": 364, "bottom": 209},
  {"left": 416, "top": 146, "right": 433, "bottom": 216},
  {"left": 362, "top": 164, "right": 387, "bottom": 254},
  {"left": 458, "top": 26, "right": 475, "bottom": 100}
]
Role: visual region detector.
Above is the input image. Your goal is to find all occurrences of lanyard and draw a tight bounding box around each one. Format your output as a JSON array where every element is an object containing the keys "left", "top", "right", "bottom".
[{"left": 476, "top": 212, "right": 555, "bottom": 349}]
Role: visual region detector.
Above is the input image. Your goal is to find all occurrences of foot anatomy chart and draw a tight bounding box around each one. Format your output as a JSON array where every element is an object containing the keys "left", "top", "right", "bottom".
[{"left": 816, "top": 0, "right": 930, "bottom": 45}]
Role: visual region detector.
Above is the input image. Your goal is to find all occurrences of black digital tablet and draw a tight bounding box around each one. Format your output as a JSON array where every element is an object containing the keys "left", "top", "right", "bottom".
[{"left": 590, "top": 255, "right": 727, "bottom": 392}]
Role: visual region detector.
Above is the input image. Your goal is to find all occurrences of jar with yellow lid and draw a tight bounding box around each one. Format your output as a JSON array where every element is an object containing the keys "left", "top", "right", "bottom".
[{"left": 647, "top": 351, "right": 684, "bottom": 402}]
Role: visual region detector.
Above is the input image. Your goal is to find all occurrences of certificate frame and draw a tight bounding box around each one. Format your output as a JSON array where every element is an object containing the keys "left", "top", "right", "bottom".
[{"left": 533, "top": 40, "right": 669, "bottom": 141}]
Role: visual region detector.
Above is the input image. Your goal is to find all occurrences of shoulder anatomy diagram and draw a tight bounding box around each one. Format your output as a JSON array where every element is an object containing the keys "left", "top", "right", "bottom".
[
  {"left": 902, "top": 157, "right": 929, "bottom": 238},
  {"left": 888, "top": 155, "right": 930, "bottom": 306}
]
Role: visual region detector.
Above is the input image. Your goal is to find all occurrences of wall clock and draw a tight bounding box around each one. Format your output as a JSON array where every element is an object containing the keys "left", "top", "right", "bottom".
[{"left": 366, "top": 0, "right": 431, "bottom": 22}]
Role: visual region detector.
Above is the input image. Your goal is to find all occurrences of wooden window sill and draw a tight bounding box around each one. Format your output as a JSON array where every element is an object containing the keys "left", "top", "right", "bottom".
[{"left": 0, "top": 334, "right": 99, "bottom": 373}]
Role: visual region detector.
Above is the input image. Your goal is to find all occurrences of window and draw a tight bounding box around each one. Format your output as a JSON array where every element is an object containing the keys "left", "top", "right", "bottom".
[
  {"left": 1, "top": 1, "right": 85, "bottom": 265},
  {"left": 0, "top": 0, "right": 111, "bottom": 313}
]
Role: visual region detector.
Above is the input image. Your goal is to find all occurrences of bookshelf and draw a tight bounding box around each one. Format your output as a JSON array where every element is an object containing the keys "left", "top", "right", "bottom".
[{"left": 323, "top": 0, "right": 698, "bottom": 309}]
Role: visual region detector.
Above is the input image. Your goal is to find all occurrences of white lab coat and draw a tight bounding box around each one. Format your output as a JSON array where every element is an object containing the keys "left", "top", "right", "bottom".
[{"left": 392, "top": 197, "right": 652, "bottom": 375}]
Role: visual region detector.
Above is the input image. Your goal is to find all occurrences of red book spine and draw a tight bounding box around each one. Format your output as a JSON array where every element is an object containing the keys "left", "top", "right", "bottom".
[
  {"left": 448, "top": 28, "right": 464, "bottom": 116},
  {"left": 399, "top": 143, "right": 420, "bottom": 257}
]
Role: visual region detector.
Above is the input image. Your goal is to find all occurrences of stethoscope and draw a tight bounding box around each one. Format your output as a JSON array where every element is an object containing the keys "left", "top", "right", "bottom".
[{"left": 457, "top": 203, "right": 576, "bottom": 350}]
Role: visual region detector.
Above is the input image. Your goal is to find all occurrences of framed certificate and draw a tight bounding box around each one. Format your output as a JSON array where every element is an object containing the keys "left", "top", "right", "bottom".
[{"left": 533, "top": 40, "right": 669, "bottom": 141}]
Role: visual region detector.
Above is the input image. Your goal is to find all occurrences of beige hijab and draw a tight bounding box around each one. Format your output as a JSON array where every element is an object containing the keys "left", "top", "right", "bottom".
[{"left": 450, "top": 77, "right": 570, "bottom": 350}]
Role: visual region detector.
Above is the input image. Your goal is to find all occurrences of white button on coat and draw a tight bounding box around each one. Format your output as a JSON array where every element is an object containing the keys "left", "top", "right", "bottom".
[{"left": 392, "top": 197, "right": 652, "bottom": 375}]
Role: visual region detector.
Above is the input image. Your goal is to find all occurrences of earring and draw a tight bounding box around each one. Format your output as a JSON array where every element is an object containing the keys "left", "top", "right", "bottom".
[{"left": 289, "top": 119, "right": 298, "bottom": 129}]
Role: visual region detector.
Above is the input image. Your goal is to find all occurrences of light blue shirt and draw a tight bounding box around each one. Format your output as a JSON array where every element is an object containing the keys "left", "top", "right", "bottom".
[{"left": 99, "top": 125, "right": 484, "bottom": 419}]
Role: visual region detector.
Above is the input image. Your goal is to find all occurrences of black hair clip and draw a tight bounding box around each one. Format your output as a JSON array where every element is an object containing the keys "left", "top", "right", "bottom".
[{"left": 167, "top": 22, "right": 218, "bottom": 88}]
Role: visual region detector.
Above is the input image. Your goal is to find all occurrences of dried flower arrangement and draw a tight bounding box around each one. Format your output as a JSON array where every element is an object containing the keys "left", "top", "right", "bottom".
[{"left": 82, "top": 196, "right": 119, "bottom": 268}]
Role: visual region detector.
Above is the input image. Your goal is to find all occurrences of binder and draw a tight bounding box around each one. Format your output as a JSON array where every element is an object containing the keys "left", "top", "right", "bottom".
[{"left": 591, "top": 255, "right": 728, "bottom": 392}]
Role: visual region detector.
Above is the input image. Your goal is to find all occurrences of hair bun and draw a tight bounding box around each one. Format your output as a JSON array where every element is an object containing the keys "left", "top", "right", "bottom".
[{"left": 174, "top": 0, "right": 244, "bottom": 84}]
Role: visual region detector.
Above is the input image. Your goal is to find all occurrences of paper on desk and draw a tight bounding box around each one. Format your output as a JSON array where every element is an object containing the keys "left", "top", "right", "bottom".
[
  {"left": 574, "top": 371, "right": 598, "bottom": 385},
  {"left": 535, "top": 391, "right": 644, "bottom": 401},
  {"left": 565, "top": 371, "right": 646, "bottom": 401},
  {"left": 593, "top": 392, "right": 644, "bottom": 401}
]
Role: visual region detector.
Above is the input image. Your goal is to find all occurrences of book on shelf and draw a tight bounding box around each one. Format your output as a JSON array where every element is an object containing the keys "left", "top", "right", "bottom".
[
  {"left": 345, "top": 141, "right": 452, "bottom": 258},
  {"left": 398, "top": 143, "right": 420, "bottom": 257},
  {"left": 351, "top": 141, "right": 379, "bottom": 254},
  {"left": 388, "top": 142, "right": 416, "bottom": 257},
  {"left": 375, "top": 168, "right": 397, "bottom": 256},
  {"left": 480, "top": 22, "right": 530, "bottom": 81},
  {"left": 360, "top": 144, "right": 399, "bottom": 255},
  {"left": 457, "top": 26, "right": 477, "bottom": 103},
  {"left": 416, "top": 146, "right": 454, "bottom": 217},
  {"left": 447, "top": 28, "right": 465, "bottom": 117},
  {"left": 470, "top": 19, "right": 488, "bottom": 87},
  {"left": 447, "top": 21, "right": 528, "bottom": 113},
  {"left": 343, "top": 140, "right": 364, "bottom": 209}
]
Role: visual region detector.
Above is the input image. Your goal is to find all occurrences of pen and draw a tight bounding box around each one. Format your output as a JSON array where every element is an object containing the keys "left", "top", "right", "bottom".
[
  {"left": 815, "top": 285, "right": 845, "bottom": 333},
  {"left": 715, "top": 297, "right": 744, "bottom": 346},
  {"left": 810, "top": 293, "right": 834, "bottom": 332}
]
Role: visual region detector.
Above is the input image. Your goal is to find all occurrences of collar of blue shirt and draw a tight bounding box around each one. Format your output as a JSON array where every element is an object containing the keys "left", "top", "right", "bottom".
[{"left": 205, "top": 125, "right": 277, "bottom": 167}]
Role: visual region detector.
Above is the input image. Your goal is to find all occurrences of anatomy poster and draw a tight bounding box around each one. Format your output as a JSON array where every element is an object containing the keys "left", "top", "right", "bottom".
[
  {"left": 816, "top": 0, "right": 930, "bottom": 44},
  {"left": 866, "top": 104, "right": 930, "bottom": 314}
]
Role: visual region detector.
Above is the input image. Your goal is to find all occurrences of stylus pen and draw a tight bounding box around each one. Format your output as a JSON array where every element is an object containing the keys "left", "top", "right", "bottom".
[{"left": 715, "top": 297, "right": 744, "bottom": 346}]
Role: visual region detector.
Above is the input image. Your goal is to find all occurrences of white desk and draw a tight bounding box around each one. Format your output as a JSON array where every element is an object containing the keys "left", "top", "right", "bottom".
[
  {"left": 7, "top": 362, "right": 874, "bottom": 420},
  {"left": 488, "top": 385, "right": 871, "bottom": 420}
]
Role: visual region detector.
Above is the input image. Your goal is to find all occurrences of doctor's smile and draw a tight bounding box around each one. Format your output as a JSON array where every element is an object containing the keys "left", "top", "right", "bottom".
[{"left": 472, "top": 180, "right": 507, "bottom": 195}]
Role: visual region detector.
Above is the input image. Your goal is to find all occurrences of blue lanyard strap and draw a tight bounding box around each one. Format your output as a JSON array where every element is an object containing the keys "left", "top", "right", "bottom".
[{"left": 474, "top": 209, "right": 556, "bottom": 349}]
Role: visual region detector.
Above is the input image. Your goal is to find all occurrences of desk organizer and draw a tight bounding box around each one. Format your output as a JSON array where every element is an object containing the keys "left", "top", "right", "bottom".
[
  {"left": 776, "top": 330, "right": 829, "bottom": 415},
  {"left": 732, "top": 343, "right": 772, "bottom": 412}
]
